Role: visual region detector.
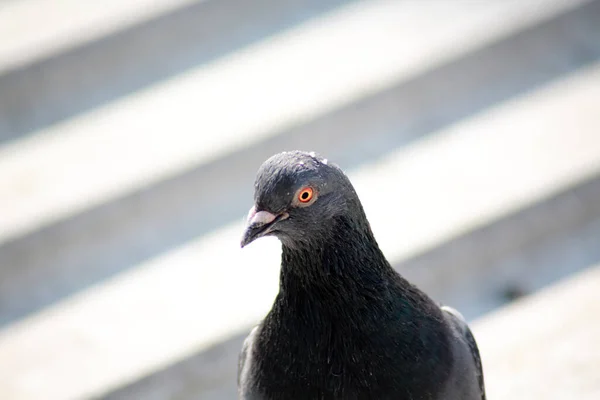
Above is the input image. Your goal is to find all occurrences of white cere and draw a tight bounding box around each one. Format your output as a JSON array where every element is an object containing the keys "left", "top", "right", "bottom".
[
  {"left": 322, "top": 158, "right": 328, "bottom": 165},
  {"left": 309, "top": 151, "right": 317, "bottom": 157}
]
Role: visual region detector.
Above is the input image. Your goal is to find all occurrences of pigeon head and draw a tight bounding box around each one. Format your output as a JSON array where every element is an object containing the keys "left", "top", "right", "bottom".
[{"left": 241, "top": 151, "right": 364, "bottom": 249}]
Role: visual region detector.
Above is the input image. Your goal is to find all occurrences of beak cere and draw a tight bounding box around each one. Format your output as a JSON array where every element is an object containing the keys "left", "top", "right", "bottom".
[{"left": 240, "top": 207, "right": 281, "bottom": 248}]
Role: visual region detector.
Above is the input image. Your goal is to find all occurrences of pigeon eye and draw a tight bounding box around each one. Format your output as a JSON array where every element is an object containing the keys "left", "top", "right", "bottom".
[{"left": 298, "top": 187, "right": 314, "bottom": 203}]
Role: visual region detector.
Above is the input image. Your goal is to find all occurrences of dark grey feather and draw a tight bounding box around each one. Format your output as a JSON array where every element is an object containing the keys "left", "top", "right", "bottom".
[{"left": 441, "top": 306, "right": 486, "bottom": 400}]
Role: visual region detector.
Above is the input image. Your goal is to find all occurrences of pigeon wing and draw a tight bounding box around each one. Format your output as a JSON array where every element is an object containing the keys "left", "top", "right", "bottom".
[
  {"left": 238, "top": 326, "right": 260, "bottom": 399},
  {"left": 441, "top": 305, "right": 486, "bottom": 400}
]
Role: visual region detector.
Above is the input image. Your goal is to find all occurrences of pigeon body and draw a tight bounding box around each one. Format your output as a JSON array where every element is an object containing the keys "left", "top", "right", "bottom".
[{"left": 238, "top": 151, "right": 485, "bottom": 400}]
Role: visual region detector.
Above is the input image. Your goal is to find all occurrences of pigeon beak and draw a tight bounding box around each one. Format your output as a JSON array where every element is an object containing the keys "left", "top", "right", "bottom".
[{"left": 240, "top": 206, "right": 288, "bottom": 248}]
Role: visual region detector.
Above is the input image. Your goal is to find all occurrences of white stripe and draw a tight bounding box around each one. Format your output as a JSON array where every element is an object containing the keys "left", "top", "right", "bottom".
[
  {"left": 0, "top": 0, "right": 201, "bottom": 73},
  {"left": 0, "top": 58, "right": 599, "bottom": 400},
  {"left": 474, "top": 264, "right": 600, "bottom": 399},
  {"left": 355, "top": 61, "right": 600, "bottom": 262},
  {"left": 0, "top": 0, "right": 586, "bottom": 246}
]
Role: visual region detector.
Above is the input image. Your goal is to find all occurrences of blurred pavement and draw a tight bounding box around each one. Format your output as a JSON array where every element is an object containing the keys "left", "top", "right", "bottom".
[{"left": 0, "top": 1, "right": 599, "bottom": 399}]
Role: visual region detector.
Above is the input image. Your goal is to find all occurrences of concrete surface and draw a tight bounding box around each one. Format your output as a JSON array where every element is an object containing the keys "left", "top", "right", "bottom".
[
  {"left": 0, "top": 1, "right": 599, "bottom": 399},
  {"left": 477, "top": 263, "right": 600, "bottom": 400},
  {"left": 0, "top": 0, "right": 358, "bottom": 142},
  {"left": 0, "top": 0, "right": 199, "bottom": 73},
  {"left": 1, "top": 58, "right": 600, "bottom": 400},
  {"left": 1, "top": 0, "right": 599, "bottom": 329},
  {"left": 3, "top": 0, "right": 585, "bottom": 245}
]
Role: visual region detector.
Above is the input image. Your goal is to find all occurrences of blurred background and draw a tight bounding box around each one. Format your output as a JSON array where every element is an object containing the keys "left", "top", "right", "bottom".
[{"left": 0, "top": 0, "right": 599, "bottom": 399}]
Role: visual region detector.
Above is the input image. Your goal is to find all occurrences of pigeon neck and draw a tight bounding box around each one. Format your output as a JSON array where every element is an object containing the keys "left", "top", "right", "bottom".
[{"left": 278, "top": 215, "right": 394, "bottom": 303}]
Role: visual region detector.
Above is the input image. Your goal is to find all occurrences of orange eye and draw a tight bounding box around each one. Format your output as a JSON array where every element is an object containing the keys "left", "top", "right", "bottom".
[{"left": 298, "top": 187, "right": 314, "bottom": 203}]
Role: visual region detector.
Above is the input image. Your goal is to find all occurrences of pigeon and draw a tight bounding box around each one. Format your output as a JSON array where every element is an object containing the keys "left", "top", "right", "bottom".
[{"left": 238, "top": 151, "right": 485, "bottom": 400}]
